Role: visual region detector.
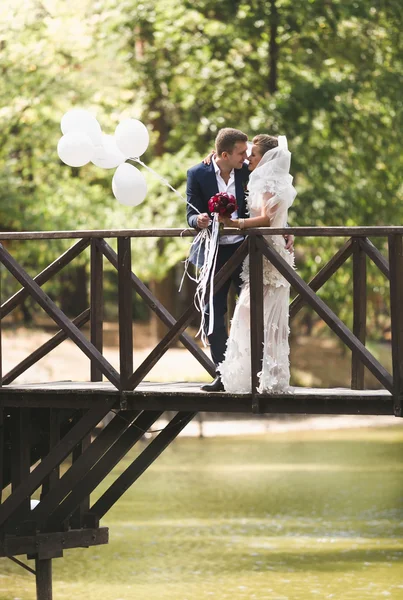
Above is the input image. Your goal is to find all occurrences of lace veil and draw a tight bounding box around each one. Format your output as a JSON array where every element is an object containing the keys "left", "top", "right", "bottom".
[{"left": 247, "top": 135, "right": 297, "bottom": 213}]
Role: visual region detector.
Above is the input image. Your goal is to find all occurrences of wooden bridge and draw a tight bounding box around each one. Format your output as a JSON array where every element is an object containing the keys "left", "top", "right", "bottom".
[{"left": 0, "top": 226, "right": 402, "bottom": 599}]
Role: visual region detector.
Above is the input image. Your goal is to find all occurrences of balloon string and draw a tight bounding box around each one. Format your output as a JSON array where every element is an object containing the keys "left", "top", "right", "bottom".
[
  {"left": 130, "top": 157, "right": 201, "bottom": 216},
  {"left": 130, "top": 157, "right": 218, "bottom": 349}
]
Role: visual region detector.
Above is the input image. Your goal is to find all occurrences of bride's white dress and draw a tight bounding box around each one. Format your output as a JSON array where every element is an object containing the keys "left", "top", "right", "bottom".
[{"left": 218, "top": 138, "right": 296, "bottom": 394}]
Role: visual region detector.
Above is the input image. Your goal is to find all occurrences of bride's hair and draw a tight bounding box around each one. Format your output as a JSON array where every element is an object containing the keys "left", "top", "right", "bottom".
[{"left": 253, "top": 134, "right": 278, "bottom": 157}]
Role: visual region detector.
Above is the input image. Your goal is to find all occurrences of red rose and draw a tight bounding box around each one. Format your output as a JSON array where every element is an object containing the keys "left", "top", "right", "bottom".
[{"left": 208, "top": 192, "right": 238, "bottom": 218}]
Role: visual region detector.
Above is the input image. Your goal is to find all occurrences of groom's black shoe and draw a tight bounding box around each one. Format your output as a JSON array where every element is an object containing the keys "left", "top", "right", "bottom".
[{"left": 200, "top": 376, "right": 224, "bottom": 392}]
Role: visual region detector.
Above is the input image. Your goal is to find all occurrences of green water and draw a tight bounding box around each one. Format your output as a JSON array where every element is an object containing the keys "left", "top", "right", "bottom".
[{"left": 1, "top": 426, "right": 403, "bottom": 600}]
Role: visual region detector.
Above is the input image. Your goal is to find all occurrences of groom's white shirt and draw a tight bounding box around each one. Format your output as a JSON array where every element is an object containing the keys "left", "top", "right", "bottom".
[{"left": 212, "top": 156, "right": 243, "bottom": 246}]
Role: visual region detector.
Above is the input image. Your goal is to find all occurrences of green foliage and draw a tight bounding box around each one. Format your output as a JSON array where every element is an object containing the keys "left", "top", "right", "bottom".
[{"left": 0, "top": 0, "right": 402, "bottom": 329}]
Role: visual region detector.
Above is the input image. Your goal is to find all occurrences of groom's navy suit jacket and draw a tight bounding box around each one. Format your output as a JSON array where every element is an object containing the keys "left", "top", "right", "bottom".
[{"left": 186, "top": 161, "right": 250, "bottom": 266}]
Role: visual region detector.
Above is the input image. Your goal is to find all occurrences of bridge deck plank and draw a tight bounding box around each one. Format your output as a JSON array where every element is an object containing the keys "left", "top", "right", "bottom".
[{"left": 0, "top": 381, "right": 394, "bottom": 415}]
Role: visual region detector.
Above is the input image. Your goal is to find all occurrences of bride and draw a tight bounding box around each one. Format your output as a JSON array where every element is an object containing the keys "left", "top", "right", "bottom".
[{"left": 217, "top": 134, "right": 296, "bottom": 393}]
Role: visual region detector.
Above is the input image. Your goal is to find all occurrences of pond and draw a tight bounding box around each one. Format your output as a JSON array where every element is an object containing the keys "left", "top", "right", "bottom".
[{"left": 1, "top": 425, "right": 403, "bottom": 600}]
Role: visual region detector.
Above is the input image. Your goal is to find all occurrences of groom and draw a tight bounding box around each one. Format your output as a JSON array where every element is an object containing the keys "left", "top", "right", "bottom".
[{"left": 186, "top": 128, "right": 250, "bottom": 391}]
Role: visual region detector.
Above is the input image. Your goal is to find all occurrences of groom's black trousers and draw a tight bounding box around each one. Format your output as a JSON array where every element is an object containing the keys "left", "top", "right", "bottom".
[{"left": 205, "top": 241, "right": 244, "bottom": 367}]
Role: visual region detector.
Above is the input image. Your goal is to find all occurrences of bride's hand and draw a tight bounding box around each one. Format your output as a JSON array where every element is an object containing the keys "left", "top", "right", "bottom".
[
  {"left": 202, "top": 149, "right": 216, "bottom": 165},
  {"left": 284, "top": 234, "right": 294, "bottom": 253},
  {"left": 218, "top": 215, "right": 235, "bottom": 227}
]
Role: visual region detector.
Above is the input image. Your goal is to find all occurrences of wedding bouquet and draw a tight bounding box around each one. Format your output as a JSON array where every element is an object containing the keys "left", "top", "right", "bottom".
[
  {"left": 208, "top": 192, "right": 237, "bottom": 218},
  {"left": 182, "top": 193, "right": 238, "bottom": 347}
]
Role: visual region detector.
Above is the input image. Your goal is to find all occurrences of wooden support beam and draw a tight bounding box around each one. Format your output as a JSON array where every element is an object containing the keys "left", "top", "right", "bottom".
[
  {"left": 35, "top": 558, "right": 52, "bottom": 600},
  {"left": 90, "top": 238, "right": 104, "bottom": 382},
  {"left": 351, "top": 238, "right": 367, "bottom": 389},
  {"left": 97, "top": 239, "right": 216, "bottom": 377},
  {"left": 117, "top": 389, "right": 394, "bottom": 415},
  {"left": 91, "top": 411, "right": 196, "bottom": 519},
  {"left": 0, "top": 256, "right": 2, "bottom": 386},
  {"left": 7, "top": 409, "right": 31, "bottom": 532},
  {"left": 290, "top": 238, "right": 354, "bottom": 319},
  {"left": 256, "top": 236, "right": 393, "bottom": 392},
  {"left": 0, "top": 244, "right": 120, "bottom": 388},
  {"left": 0, "top": 527, "right": 108, "bottom": 557},
  {"left": 118, "top": 237, "right": 133, "bottom": 390},
  {"left": 32, "top": 410, "right": 140, "bottom": 529},
  {"left": 8, "top": 556, "right": 36, "bottom": 575},
  {"left": 248, "top": 236, "right": 264, "bottom": 412},
  {"left": 388, "top": 234, "right": 403, "bottom": 416},
  {"left": 0, "top": 400, "right": 116, "bottom": 528},
  {"left": 69, "top": 410, "right": 91, "bottom": 530},
  {"left": 1, "top": 226, "right": 403, "bottom": 241},
  {"left": 40, "top": 410, "right": 60, "bottom": 498},
  {"left": 0, "top": 408, "right": 3, "bottom": 503},
  {"left": 127, "top": 240, "right": 248, "bottom": 389},
  {"left": 44, "top": 411, "right": 163, "bottom": 529}
]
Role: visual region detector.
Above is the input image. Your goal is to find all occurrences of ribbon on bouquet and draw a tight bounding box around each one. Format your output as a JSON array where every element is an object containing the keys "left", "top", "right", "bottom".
[
  {"left": 132, "top": 157, "right": 219, "bottom": 347},
  {"left": 183, "top": 214, "right": 221, "bottom": 348}
]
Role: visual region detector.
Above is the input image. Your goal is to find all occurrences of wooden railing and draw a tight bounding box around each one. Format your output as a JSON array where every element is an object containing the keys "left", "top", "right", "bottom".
[
  {"left": 0, "top": 226, "right": 402, "bottom": 414},
  {"left": 0, "top": 226, "right": 402, "bottom": 597}
]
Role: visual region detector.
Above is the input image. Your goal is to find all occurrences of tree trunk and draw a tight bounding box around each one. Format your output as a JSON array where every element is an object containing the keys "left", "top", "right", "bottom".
[
  {"left": 149, "top": 265, "right": 178, "bottom": 341},
  {"left": 60, "top": 265, "right": 88, "bottom": 317},
  {"left": 268, "top": 0, "right": 279, "bottom": 94}
]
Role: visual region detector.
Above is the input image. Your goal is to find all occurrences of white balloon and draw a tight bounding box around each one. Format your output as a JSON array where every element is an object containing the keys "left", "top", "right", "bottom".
[
  {"left": 91, "top": 134, "right": 126, "bottom": 169},
  {"left": 112, "top": 162, "right": 147, "bottom": 206},
  {"left": 61, "top": 109, "right": 103, "bottom": 146},
  {"left": 57, "top": 132, "right": 94, "bottom": 167},
  {"left": 114, "top": 118, "right": 149, "bottom": 158}
]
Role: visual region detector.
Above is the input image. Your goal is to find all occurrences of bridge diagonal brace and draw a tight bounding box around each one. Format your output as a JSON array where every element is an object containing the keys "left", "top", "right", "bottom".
[
  {"left": 289, "top": 237, "right": 354, "bottom": 319},
  {"left": 0, "top": 237, "right": 90, "bottom": 319},
  {"left": 359, "top": 237, "right": 390, "bottom": 279},
  {"left": 256, "top": 236, "right": 393, "bottom": 392},
  {"left": 44, "top": 410, "right": 164, "bottom": 530},
  {"left": 0, "top": 243, "right": 120, "bottom": 388},
  {"left": 8, "top": 556, "right": 36, "bottom": 575},
  {"left": 31, "top": 410, "right": 141, "bottom": 529},
  {"left": 90, "top": 411, "right": 196, "bottom": 520},
  {"left": 2, "top": 309, "right": 90, "bottom": 385},
  {"left": 127, "top": 240, "right": 249, "bottom": 390},
  {"left": 0, "top": 399, "right": 116, "bottom": 529},
  {"left": 97, "top": 239, "right": 216, "bottom": 378}
]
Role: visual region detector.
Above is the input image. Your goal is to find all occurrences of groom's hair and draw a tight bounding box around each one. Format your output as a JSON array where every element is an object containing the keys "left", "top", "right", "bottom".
[{"left": 215, "top": 128, "right": 248, "bottom": 156}]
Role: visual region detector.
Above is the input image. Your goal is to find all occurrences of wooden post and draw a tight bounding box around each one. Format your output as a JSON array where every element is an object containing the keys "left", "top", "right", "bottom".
[
  {"left": 0, "top": 248, "right": 2, "bottom": 386},
  {"left": 249, "top": 236, "right": 264, "bottom": 413},
  {"left": 10, "top": 408, "right": 31, "bottom": 529},
  {"left": 69, "top": 411, "right": 91, "bottom": 530},
  {"left": 388, "top": 234, "right": 403, "bottom": 416},
  {"left": 351, "top": 238, "right": 367, "bottom": 389},
  {"left": 90, "top": 239, "right": 103, "bottom": 382},
  {"left": 35, "top": 557, "right": 52, "bottom": 600},
  {"left": 40, "top": 410, "right": 60, "bottom": 498},
  {"left": 118, "top": 237, "right": 133, "bottom": 390},
  {"left": 0, "top": 408, "right": 3, "bottom": 505}
]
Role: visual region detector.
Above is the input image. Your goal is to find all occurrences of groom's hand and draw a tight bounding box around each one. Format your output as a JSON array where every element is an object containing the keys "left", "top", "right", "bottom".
[
  {"left": 197, "top": 213, "right": 211, "bottom": 229},
  {"left": 284, "top": 234, "right": 294, "bottom": 253}
]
